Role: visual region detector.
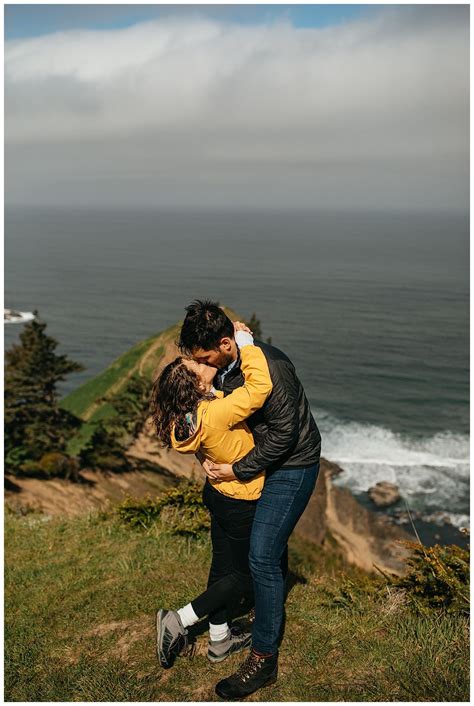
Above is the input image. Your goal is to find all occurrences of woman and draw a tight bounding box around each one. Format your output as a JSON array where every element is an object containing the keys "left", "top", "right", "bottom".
[{"left": 150, "top": 324, "right": 272, "bottom": 669}]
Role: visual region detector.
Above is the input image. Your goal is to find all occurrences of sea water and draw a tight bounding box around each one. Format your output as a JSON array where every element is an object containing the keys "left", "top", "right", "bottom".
[{"left": 5, "top": 207, "right": 469, "bottom": 530}]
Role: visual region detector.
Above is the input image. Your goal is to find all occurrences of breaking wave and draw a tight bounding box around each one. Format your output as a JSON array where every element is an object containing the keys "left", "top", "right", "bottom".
[{"left": 317, "top": 410, "right": 470, "bottom": 528}]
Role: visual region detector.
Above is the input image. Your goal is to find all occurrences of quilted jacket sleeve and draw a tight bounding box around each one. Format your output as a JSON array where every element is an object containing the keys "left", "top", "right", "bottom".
[{"left": 232, "top": 357, "right": 300, "bottom": 480}]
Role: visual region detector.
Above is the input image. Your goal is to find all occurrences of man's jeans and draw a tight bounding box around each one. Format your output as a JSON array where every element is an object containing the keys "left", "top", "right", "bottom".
[{"left": 249, "top": 462, "right": 320, "bottom": 655}]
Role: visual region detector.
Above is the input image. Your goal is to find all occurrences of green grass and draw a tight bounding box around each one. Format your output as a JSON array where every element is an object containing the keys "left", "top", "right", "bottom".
[
  {"left": 61, "top": 334, "right": 161, "bottom": 420},
  {"left": 60, "top": 308, "right": 241, "bottom": 456},
  {"left": 5, "top": 508, "right": 469, "bottom": 702},
  {"left": 60, "top": 326, "right": 172, "bottom": 456}
]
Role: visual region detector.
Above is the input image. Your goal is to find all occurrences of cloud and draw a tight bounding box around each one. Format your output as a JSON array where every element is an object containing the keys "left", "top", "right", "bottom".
[{"left": 5, "top": 6, "right": 469, "bottom": 210}]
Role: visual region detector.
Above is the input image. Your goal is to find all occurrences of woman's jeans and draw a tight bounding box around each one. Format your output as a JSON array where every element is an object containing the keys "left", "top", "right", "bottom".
[
  {"left": 250, "top": 462, "right": 320, "bottom": 655},
  {"left": 191, "top": 480, "right": 257, "bottom": 625}
]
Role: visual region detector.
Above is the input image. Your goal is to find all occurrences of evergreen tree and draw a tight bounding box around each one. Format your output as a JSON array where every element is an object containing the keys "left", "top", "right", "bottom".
[
  {"left": 78, "top": 375, "right": 150, "bottom": 471},
  {"left": 103, "top": 374, "right": 151, "bottom": 440},
  {"left": 246, "top": 313, "right": 263, "bottom": 339},
  {"left": 245, "top": 313, "right": 272, "bottom": 344},
  {"left": 5, "top": 314, "right": 84, "bottom": 473},
  {"left": 78, "top": 421, "right": 130, "bottom": 471}
]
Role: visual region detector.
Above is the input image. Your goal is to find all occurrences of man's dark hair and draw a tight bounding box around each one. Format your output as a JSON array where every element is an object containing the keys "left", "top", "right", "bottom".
[{"left": 179, "top": 300, "right": 234, "bottom": 354}]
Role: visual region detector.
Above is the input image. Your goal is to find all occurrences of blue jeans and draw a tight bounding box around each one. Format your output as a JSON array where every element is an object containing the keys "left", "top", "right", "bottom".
[{"left": 249, "top": 462, "right": 320, "bottom": 654}]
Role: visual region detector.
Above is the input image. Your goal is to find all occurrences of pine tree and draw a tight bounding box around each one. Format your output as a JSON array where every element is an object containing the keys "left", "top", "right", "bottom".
[
  {"left": 245, "top": 313, "right": 272, "bottom": 344},
  {"left": 103, "top": 374, "right": 151, "bottom": 440},
  {"left": 4, "top": 314, "right": 84, "bottom": 473},
  {"left": 78, "top": 421, "right": 130, "bottom": 471},
  {"left": 246, "top": 313, "right": 263, "bottom": 339}
]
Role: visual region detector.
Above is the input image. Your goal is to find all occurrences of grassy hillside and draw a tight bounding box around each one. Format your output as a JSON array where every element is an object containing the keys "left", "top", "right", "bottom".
[
  {"left": 61, "top": 308, "right": 239, "bottom": 456},
  {"left": 60, "top": 325, "right": 174, "bottom": 455},
  {"left": 5, "top": 506, "right": 469, "bottom": 702}
]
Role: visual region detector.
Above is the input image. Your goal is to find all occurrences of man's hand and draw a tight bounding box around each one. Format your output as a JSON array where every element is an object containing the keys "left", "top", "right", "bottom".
[{"left": 202, "top": 459, "right": 237, "bottom": 482}]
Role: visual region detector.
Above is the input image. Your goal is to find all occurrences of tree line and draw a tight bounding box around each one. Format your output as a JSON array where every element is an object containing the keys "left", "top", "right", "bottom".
[
  {"left": 4, "top": 314, "right": 149, "bottom": 480},
  {"left": 5, "top": 312, "right": 267, "bottom": 482}
]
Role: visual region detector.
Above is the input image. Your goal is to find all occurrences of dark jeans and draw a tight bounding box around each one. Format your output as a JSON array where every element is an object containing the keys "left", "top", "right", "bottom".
[
  {"left": 191, "top": 480, "right": 257, "bottom": 625},
  {"left": 249, "top": 462, "right": 320, "bottom": 654}
]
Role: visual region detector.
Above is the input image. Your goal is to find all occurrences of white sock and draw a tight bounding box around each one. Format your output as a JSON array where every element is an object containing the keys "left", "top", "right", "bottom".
[
  {"left": 209, "top": 622, "right": 229, "bottom": 642},
  {"left": 177, "top": 603, "right": 199, "bottom": 628}
]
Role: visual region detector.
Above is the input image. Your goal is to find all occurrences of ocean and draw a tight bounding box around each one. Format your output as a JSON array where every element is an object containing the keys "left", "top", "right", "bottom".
[{"left": 4, "top": 206, "right": 470, "bottom": 533}]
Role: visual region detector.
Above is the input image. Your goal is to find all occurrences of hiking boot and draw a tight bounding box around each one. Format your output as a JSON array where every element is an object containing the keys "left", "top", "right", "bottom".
[
  {"left": 156, "top": 609, "right": 189, "bottom": 668},
  {"left": 215, "top": 648, "right": 278, "bottom": 700},
  {"left": 207, "top": 627, "right": 252, "bottom": 663}
]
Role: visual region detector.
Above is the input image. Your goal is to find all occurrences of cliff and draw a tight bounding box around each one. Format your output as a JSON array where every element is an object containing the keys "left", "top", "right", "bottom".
[{"left": 8, "top": 310, "right": 413, "bottom": 575}]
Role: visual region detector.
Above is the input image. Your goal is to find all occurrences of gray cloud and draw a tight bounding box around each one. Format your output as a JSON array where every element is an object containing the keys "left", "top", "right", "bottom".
[{"left": 5, "top": 7, "right": 469, "bottom": 210}]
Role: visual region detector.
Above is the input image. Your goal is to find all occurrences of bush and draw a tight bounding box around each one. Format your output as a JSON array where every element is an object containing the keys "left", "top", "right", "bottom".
[
  {"left": 116, "top": 481, "right": 210, "bottom": 538},
  {"left": 19, "top": 452, "right": 80, "bottom": 480},
  {"left": 79, "top": 421, "right": 131, "bottom": 471},
  {"left": 319, "top": 571, "right": 387, "bottom": 612},
  {"left": 391, "top": 540, "right": 470, "bottom": 614},
  {"left": 101, "top": 374, "right": 151, "bottom": 440}
]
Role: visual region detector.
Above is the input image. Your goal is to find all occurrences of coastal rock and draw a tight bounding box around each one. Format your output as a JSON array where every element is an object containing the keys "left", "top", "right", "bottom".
[
  {"left": 368, "top": 481, "right": 401, "bottom": 508},
  {"left": 296, "top": 464, "right": 412, "bottom": 576},
  {"left": 392, "top": 508, "right": 422, "bottom": 524}
]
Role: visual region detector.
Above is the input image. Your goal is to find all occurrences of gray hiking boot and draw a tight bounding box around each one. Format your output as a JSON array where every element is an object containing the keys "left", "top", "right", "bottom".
[
  {"left": 207, "top": 627, "right": 252, "bottom": 663},
  {"left": 156, "top": 609, "right": 189, "bottom": 668}
]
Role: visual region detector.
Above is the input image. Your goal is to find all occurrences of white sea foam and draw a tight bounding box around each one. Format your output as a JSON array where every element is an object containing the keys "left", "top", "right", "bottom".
[
  {"left": 317, "top": 410, "right": 470, "bottom": 528},
  {"left": 422, "top": 511, "right": 470, "bottom": 529}
]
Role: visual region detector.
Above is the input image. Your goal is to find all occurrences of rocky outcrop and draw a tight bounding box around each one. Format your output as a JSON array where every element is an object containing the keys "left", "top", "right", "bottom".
[
  {"left": 368, "top": 481, "right": 401, "bottom": 508},
  {"left": 295, "top": 460, "right": 412, "bottom": 575}
]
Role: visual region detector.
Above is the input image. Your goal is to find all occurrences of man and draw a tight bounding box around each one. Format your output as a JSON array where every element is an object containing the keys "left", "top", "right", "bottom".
[{"left": 179, "top": 300, "right": 321, "bottom": 700}]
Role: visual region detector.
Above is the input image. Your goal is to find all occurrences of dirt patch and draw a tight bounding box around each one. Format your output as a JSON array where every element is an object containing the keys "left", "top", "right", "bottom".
[
  {"left": 83, "top": 614, "right": 152, "bottom": 664},
  {"left": 127, "top": 422, "right": 202, "bottom": 480},
  {"left": 186, "top": 684, "right": 218, "bottom": 702},
  {"left": 4, "top": 467, "right": 175, "bottom": 518},
  {"left": 85, "top": 619, "right": 133, "bottom": 638}
]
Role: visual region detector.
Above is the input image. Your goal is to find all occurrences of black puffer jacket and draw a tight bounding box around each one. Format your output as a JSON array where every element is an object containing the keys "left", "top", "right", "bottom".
[{"left": 214, "top": 341, "right": 321, "bottom": 481}]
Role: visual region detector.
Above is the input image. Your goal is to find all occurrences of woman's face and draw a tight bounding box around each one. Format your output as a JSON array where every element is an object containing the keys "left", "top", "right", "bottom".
[{"left": 182, "top": 358, "right": 217, "bottom": 389}]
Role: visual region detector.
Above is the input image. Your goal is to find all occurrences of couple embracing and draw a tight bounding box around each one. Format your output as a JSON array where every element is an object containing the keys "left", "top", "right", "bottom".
[{"left": 151, "top": 300, "right": 321, "bottom": 699}]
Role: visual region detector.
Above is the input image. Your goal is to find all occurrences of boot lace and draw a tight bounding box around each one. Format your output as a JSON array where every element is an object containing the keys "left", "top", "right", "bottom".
[{"left": 235, "top": 651, "right": 264, "bottom": 683}]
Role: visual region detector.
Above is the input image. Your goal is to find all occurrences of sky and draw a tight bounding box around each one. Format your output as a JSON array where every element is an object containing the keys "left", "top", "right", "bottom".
[{"left": 4, "top": 4, "right": 470, "bottom": 211}]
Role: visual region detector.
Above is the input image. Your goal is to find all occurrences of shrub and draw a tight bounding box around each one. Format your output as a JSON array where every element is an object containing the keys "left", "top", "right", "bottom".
[
  {"left": 19, "top": 452, "right": 80, "bottom": 480},
  {"left": 319, "top": 571, "right": 387, "bottom": 612},
  {"left": 101, "top": 374, "right": 151, "bottom": 440},
  {"left": 116, "top": 481, "right": 210, "bottom": 538},
  {"left": 391, "top": 540, "right": 470, "bottom": 614},
  {"left": 79, "top": 421, "right": 131, "bottom": 471}
]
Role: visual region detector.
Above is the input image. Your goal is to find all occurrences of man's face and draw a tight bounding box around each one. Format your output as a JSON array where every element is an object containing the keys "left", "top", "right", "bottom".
[{"left": 192, "top": 337, "right": 236, "bottom": 369}]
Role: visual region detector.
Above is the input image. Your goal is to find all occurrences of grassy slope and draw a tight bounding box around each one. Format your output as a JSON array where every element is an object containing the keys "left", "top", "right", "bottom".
[
  {"left": 60, "top": 325, "right": 174, "bottom": 455},
  {"left": 61, "top": 328, "right": 168, "bottom": 456},
  {"left": 61, "top": 307, "right": 240, "bottom": 456},
  {"left": 5, "top": 509, "right": 469, "bottom": 702}
]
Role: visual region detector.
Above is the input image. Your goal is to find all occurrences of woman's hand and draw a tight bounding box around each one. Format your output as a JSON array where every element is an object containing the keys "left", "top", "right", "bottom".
[{"left": 233, "top": 321, "right": 252, "bottom": 334}]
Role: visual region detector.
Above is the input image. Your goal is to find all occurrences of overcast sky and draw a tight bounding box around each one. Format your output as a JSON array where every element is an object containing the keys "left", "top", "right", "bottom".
[{"left": 5, "top": 4, "right": 469, "bottom": 211}]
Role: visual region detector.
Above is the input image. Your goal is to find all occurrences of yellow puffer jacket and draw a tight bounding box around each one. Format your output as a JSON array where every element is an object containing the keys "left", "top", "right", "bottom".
[{"left": 171, "top": 345, "right": 272, "bottom": 500}]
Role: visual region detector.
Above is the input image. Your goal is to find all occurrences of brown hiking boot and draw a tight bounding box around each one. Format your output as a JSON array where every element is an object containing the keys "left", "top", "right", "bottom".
[{"left": 215, "top": 648, "right": 278, "bottom": 700}]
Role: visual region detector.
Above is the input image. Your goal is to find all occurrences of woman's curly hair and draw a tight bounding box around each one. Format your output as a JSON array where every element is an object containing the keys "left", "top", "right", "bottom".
[{"left": 150, "top": 357, "right": 214, "bottom": 448}]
